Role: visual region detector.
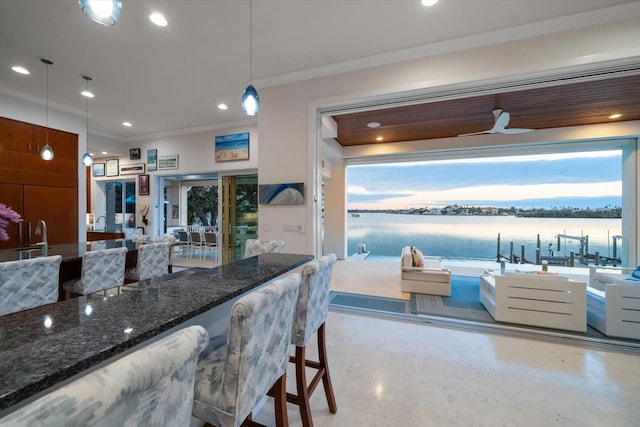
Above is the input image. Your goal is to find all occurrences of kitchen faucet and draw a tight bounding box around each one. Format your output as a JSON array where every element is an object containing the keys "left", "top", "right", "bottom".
[
  {"left": 35, "top": 219, "right": 48, "bottom": 256},
  {"left": 96, "top": 215, "right": 107, "bottom": 230}
]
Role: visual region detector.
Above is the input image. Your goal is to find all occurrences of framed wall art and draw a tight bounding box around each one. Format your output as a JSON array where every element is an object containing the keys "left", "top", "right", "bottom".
[
  {"left": 258, "top": 183, "right": 304, "bottom": 205},
  {"left": 106, "top": 159, "right": 119, "bottom": 177},
  {"left": 147, "top": 148, "right": 157, "bottom": 171},
  {"left": 158, "top": 154, "right": 179, "bottom": 170},
  {"left": 119, "top": 163, "right": 145, "bottom": 175},
  {"left": 215, "top": 132, "right": 249, "bottom": 162},
  {"left": 138, "top": 174, "right": 150, "bottom": 195},
  {"left": 92, "top": 162, "right": 105, "bottom": 177},
  {"left": 129, "top": 148, "right": 141, "bottom": 160}
]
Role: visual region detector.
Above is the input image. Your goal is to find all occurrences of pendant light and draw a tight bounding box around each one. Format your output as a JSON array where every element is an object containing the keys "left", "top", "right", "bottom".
[
  {"left": 81, "top": 75, "right": 94, "bottom": 167},
  {"left": 79, "top": 0, "right": 122, "bottom": 26},
  {"left": 40, "top": 58, "right": 54, "bottom": 161},
  {"left": 241, "top": 0, "right": 259, "bottom": 116}
]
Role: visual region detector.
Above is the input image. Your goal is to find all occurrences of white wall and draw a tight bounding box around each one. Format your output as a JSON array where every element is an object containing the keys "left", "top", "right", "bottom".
[
  {"left": 0, "top": 91, "right": 89, "bottom": 241},
  {"left": 257, "top": 18, "right": 640, "bottom": 256}
]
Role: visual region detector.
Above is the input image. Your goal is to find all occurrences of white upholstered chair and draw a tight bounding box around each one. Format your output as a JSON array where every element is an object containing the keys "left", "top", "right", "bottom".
[
  {"left": 287, "top": 254, "right": 338, "bottom": 427},
  {"left": 0, "top": 325, "right": 209, "bottom": 426},
  {"left": 192, "top": 272, "right": 302, "bottom": 427},
  {"left": 0, "top": 255, "right": 62, "bottom": 316},
  {"left": 63, "top": 247, "right": 127, "bottom": 297},
  {"left": 244, "top": 239, "right": 285, "bottom": 258}
]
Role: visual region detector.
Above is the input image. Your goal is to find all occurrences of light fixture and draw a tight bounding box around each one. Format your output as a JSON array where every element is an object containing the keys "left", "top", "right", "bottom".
[
  {"left": 609, "top": 113, "right": 622, "bottom": 119},
  {"left": 218, "top": 103, "right": 228, "bottom": 110},
  {"left": 241, "top": 0, "right": 259, "bottom": 116},
  {"left": 81, "top": 75, "right": 94, "bottom": 167},
  {"left": 376, "top": 136, "right": 384, "bottom": 141},
  {"left": 149, "top": 12, "right": 167, "bottom": 27},
  {"left": 79, "top": 0, "right": 122, "bottom": 26},
  {"left": 40, "top": 58, "right": 54, "bottom": 161},
  {"left": 11, "top": 66, "right": 30, "bottom": 75},
  {"left": 421, "top": 0, "right": 439, "bottom": 6},
  {"left": 367, "top": 122, "right": 381, "bottom": 128},
  {"left": 122, "top": 121, "right": 132, "bottom": 127}
]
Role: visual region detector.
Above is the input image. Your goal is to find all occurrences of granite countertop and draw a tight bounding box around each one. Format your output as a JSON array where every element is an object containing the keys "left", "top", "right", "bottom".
[
  {"left": 0, "top": 252, "right": 313, "bottom": 412},
  {"left": 0, "top": 240, "right": 137, "bottom": 263}
]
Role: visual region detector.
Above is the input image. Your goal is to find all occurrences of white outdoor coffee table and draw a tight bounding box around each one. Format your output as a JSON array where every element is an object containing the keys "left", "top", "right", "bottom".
[{"left": 479, "top": 271, "right": 587, "bottom": 332}]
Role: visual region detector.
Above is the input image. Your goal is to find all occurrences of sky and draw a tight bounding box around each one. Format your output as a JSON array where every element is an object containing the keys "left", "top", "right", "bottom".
[{"left": 347, "top": 150, "right": 622, "bottom": 210}]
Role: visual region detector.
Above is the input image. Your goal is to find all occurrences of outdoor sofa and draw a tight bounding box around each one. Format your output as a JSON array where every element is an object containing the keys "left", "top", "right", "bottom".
[{"left": 400, "top": 246, "right": 451, "bottom": 296}]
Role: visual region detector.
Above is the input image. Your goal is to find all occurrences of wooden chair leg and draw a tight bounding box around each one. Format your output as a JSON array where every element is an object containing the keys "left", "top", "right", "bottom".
[
  {"left": 295, "top": 345, "right": 314, "bottom": 427},
  {"left": 317, "top": 323, "right": 337, "bottom": 413},
  {"left": 273, "top": 373, "right": 289, "bottom": 427}
]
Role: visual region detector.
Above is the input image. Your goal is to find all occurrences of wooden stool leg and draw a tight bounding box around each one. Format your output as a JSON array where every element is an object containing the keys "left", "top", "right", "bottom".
[
  {"left": 317, "top": 323, "right": 337, "bottom": 413},
  {"left": 273, "top": 373, "right": 289, "bottom": 427},
  {"left": 295, "top": 345, "right": 314, "bottom": 427}
]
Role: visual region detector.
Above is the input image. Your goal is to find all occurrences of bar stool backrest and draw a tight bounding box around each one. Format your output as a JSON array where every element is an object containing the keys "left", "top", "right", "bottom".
[
  {"left": 291, "top": 253, "right": 337, "bottom": 346},
  {"left": 136, "top": 241, "right": 172, "bottom": 281},
  {"left": 0, "top": 255, "right": 62, "bottom": 316},
  {"left": 244, "top": 239, "right": 285, "bottom": 258},
  {"left": 0, "top": 325, "right": 209, "bottom": 426},
  {"left": 81, "top": 247, "right": 127, "bottom": 294}
]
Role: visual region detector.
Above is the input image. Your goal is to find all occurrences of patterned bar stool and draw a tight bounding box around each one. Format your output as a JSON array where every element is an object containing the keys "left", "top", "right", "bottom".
[
  {"left": 288, "top": 253, "right": 338, "bottom": 427},
  {"left": 192, "top": 272, "right": 302, "bottom": 427},
  {"left": 124, "top": 241, "right": 172, "bottom": 283},
  {"left": 0, "top": 325, "right": 209, "bottom": 426},
  {"left": 0, "top": 255, "right": 62, "bottom": 316},
  {"left": 244, "top": 239, "right": 285, "bottom": 258},
  {"left": 63, "top": 247, "right": 127, "bottom": 297}
]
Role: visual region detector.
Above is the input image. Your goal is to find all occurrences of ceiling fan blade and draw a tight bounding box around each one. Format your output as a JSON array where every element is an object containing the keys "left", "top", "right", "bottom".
[
  {"left": 457, "top": 130, "right": 490, "bottom": 137},
  {"left": 491, "top": 111, "right": 510, "bottom": 132},
  {"left": 500, "top": 128, "right": 534, "bottom": 134}
]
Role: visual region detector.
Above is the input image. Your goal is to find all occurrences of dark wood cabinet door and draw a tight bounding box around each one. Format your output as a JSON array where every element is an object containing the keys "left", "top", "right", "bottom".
[{"left": 23, "top": 185, "right": 78, "bottom": 245}]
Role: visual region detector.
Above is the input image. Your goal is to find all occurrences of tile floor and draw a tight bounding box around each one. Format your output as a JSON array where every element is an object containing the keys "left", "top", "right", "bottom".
[
  {"left": 179, "top": 256, "right": 639, "bottom": 426},
  {"left": 254, "top": 311, "right": 640, "bottom": 427}
]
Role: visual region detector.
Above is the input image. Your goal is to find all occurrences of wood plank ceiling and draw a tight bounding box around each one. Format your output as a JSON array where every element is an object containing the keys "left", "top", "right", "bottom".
[{"left": 332, "top": 74, "right": 640, "bottom": 146}]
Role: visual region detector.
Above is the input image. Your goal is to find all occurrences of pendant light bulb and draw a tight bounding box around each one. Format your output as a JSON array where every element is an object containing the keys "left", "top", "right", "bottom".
[
  {"left": 82, "top": 75, "right": 94, "bottom": 166},
  {"left": 40, "top": 58, "right": 54, "bottom": 161},
  {"left": 79, "top": 0, "right": 122, "bottom": 26},
  {"left": 242, "top": 85, "right": 259, "bottom": 116}
]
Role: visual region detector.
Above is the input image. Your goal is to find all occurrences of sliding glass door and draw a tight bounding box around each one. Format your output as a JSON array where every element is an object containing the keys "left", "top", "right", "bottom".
[{"left": 221, "top": 174, "right": 258, "bottom": 264}]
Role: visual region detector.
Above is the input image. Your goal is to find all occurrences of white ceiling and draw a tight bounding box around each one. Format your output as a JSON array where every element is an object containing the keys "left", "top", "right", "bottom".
[{"left": 0, "top": 0, "right": 637, "bottom": 150}]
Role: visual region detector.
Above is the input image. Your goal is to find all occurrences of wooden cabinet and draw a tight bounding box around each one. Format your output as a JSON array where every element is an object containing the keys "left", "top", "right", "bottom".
[{"left": 0, "top": 116, "right": 78, "bottom": 249}]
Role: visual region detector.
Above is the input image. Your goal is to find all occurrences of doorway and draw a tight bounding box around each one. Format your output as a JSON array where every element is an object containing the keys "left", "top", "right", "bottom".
[{"left": 221, "top": 174, "right": 258, "bottom": 264}]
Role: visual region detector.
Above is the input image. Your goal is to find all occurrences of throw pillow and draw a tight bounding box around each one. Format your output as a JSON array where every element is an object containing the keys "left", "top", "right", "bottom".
[
  {"left": 410, "top": 246, "right": 424, "bottom": 268},
  {"left": 632, "top": 265, "right": 640, "bottom": 280}
]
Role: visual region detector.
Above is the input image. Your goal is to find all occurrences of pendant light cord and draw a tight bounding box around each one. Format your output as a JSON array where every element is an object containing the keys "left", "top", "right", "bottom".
[
  {"left": 249, "top": 0, "right": 253, "bottom": 83},
  {"left": 41, "top": 58, "right": 54, "bottom": 149}
]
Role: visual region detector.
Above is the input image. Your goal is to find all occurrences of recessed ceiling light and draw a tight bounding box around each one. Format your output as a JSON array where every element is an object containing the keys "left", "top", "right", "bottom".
[
  {"left": 367, "top": 122, "right": 381, "bottom": 128},
  {"left": 608, "top": 113, "right": 622, "bottom": 119},
  {"left": 101, "top": 151, "right": 108, "bottom": 155},
  {"left": 376, "top": 136, "right": 384, "bottom": 141},
  {"left": 149, "top": 12, "right": 168, "bottom": 26},
  {"left": 81, "top": 90, "right": 94, "bottom": 98},
  {"left": 218, "top": 103, "right": 228, "bottom": 110},
  {"left": 421, "top": 0, "right": 439, "bottom": 6},
  {"left": 122, "top": 122, "right": 132, "bottom": 127},
  {"left": 11, "top": 66, "right": 30, "bottom": 75}
]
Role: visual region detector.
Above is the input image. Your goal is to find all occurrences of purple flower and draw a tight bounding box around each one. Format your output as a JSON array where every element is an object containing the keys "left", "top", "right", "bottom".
[{"left": 0, "top": 203, "right": 22, "bottom": 241}]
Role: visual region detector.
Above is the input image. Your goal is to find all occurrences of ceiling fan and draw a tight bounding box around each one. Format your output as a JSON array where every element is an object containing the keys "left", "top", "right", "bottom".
[{"left": 458, "top": 108, "right": 534, "bottom": 136}]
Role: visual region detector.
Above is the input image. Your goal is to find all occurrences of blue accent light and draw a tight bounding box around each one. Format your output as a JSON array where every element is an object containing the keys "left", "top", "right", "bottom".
[{"left": 241, "top": 84, "right": 259, "bottom": 116}]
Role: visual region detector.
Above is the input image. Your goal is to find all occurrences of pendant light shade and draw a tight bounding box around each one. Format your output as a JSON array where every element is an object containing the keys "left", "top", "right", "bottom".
[
  {"left": 81, "top": 75, "right": 94, "bottom": 166},
  {"left": 241, "top": 84, "right": 259, "bottom": 116},
  {"left": 40, "top": 58, "right": 54, "bottom": 161},
  {"left": 241, "top": 0, "right": 259, "bottom": 116},
  {"left": 79, "top": 0, "right": 122, "bottom": 26}
]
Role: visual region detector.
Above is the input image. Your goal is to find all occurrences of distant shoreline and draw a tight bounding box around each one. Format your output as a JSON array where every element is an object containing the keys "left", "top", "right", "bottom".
[{"left": 348, "top": 205, "right": 621, "bottom": 219}]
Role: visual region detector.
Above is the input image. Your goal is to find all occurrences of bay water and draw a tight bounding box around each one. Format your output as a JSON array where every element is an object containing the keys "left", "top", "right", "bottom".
[{"left": 347, "top": 213, "right": 622, "bottom": 261}]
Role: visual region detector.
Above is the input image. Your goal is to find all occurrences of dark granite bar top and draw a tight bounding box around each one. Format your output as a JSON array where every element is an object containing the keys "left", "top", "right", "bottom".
[
  {"left": 0, "top": 239, "right": 137, "bottom": 263},
  {"left": 0, "top": 253, "right": 313, "bottom": 412}
]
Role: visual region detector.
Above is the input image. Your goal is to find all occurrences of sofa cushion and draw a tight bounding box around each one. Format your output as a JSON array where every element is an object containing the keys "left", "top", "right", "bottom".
[
  {"left": 410, "top": 246, "right": 424, "bottom": 268},
  {"left": 632, "top": 265, "right": 640, "bottom": 279}
]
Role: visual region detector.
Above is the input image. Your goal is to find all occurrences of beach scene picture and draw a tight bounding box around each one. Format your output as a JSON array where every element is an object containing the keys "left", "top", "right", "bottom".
[{"left": 215, "top": 132, "right": 249, "bottom": 161}]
